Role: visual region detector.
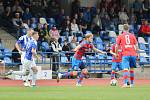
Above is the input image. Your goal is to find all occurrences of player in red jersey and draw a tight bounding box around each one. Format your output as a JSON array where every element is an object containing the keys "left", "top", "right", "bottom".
[
  {"left": 116, "top": 24, "right": 139, "bottom": 88},
  {"left": 109, "top": 43, "right": 122, "bottom": 84},
  {"left": 57, "top": 32, "right": 106, "bottom": 86}
]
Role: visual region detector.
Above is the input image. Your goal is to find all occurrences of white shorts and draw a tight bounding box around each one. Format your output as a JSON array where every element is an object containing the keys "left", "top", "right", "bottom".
[{"left": 22, "top": 58, "right": 37, "bottom": 73}]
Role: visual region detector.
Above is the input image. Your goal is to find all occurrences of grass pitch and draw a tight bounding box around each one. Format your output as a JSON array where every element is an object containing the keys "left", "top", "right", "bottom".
[{"left": 0, "top": 85, "right": 149, "bottom": 100}]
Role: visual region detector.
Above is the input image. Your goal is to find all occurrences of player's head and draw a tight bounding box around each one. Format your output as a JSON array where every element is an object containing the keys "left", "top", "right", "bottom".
[
  {"left": 27, "top": 28, "right": 34, "bottom": 36},
  {"left": 85, "top": 32, "right": 93, "bottom": 42},
  {"left": 123, "top": 24, "right": 129, "bottom": 32},
  {"left": 32, "top": 31, "right": 39, "bottom": 40}
]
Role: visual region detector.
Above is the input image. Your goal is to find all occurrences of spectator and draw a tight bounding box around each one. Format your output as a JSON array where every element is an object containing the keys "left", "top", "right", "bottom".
[
  {"left": 21, "top": 0, "right": 32, "bottom": 9},
  {"left": 83, "top": 7, "right": 92, "bottom": 24},
  {"left": 12, "top": 13, "right": 23, "bottom": 32},
  {"left": 12, "top": 46, "right": 21, "bottom": 64},
  {"left": 142, "top": 0, "right": 149, "bottom": 19},
  {"left": 12, "top": 0, "right": 23, "bottom": 13},
  {"left": 43, "top": 23, "right": 50, "bottom": 43},
  {"left": 69, "top": 36, "right": 78, "bottom": 50},
  {"left": 51, "top": 38, "right": 62, "bottom": 71},
  {"left": 62, "top": 40, "right": 70, "bottom": 51},
  {"left": 46, "top": 0, "right": 60, "bottom": 19},
  {"left": 78, "top": 12, "right": 87, "bottom": 34},
  {"left": 57, "top": 8, "right": 66, "bottom": 27},
  {"left": 132, "top": 0, "right": 143, "bottom": 16},
  {"left": 1, "top": 6, "right": 12, "bottom": 27},
  {"left": 71, "top": 18, "right": 82, "bottom": 36},
  {"left": 118, "top": 7, "right": 129, "bottom": 24},
  {"left": 61, "top": 20, "right": 71, "bottom": 37},
  {"left": 30, "top": 17, "right": 37, "bottom": 29},
  {"left": 71, "top": 0, "right": 80, "bottom": 17},
  {"left": 49, "top": 25, "right": 60, "bottom": 41},
  {"left": 138, "top": 20, "right": 150, "bottom": 37},
  {"left": 92, "top": 14, "right": 102, "bottom": 34},
  {"left": 62, "top": 40, "right": 71, "bottom": 61},
  {"left": 22, "top": 7, "right": 32, "bottom": 25},
  {"left": 108, "top": 7, "right": 119, "bottom": 26}
]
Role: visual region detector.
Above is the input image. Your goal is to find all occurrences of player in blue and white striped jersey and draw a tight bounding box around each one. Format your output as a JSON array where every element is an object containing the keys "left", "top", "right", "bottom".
[
  {"left": 15, "top": 28, "right": 34, "bottom": 64},
  {"left": 5, "top": 31, "right": 39, "bottom": 87}
]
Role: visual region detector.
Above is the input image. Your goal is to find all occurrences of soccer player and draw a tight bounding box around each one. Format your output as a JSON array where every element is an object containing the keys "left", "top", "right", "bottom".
[
  {"left": 57, "top": 32, "right": 106, "bottom": 86},
  {"left": 15, "top": 28, "right": 34, "bottom": 64},
  {"left": 116, "top": 24, "right": 139, "bottom": 88},
  {"left": 109, "top": 43, "right": 122, "bottom": 83},
  {"left": 15, "top": 28, "right": 34, "bottom": 86},
  {"left": 5, "top": 31, "right": 39, "bottom": 87}
]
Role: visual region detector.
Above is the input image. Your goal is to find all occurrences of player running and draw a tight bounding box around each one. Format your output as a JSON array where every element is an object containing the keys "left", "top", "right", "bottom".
[
  {"left": 57, "top": 32, "right": 106, "bottom": 86},
  {"left": 15, "top": 28, "right": 34, "bottom": 86},
  {"left": 116, "top": 24, "right": 139, "bottom": 88},
  {"left": 5, "top": 31, "right": 39, "bottom": 87}
]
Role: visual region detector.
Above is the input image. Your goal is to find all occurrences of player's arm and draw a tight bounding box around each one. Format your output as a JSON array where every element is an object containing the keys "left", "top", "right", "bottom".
[
  {"left": 109, "top": 50, "right": 117, "bottom": 56},
  {"left": 73, "top": 45, "right": 81, "bottom": 52},
  {"left": 15, "top": 42, "right": 22, "bottom": 54},
  {"left": 115, "top": 36, "right": 121, "bottom": 57},
  {"left": 92, "top": 46, "right": 106, "bottom": 54}
]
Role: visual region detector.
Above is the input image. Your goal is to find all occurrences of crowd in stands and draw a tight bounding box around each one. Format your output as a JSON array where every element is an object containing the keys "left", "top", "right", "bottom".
[{"left": 0, "top": 0, "right": 150, "bottom": 71}]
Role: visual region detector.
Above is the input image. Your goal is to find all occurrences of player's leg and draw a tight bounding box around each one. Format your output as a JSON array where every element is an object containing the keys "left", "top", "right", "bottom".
[
  {"left": 30, "top": 60, "right": 38, "bottom": 86},
  {"left": 129, "top": 56, "right": 136, "bottom": 87},
  {"left": 122, "top": 56, "right": 130, "bottom": 87},
  {"left": 5, "top": 59, "right": 31, "bottom": 76},
  {"left": 57, "top": 57, "right": 81, "bottom": 82},
  {"left": 76, "top": 68, "right": 88, "bottom": 86},
  {"left": 111, "top": 62, "right": 117, "bottom": 80}
]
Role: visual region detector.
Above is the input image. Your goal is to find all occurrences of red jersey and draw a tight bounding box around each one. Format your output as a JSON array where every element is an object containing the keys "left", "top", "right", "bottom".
[
  {"left": 116, "top": 32, "right": 137, "bottom": 56},
  {"left": 139, "top": 25, "right": 150, "bottom": 34},
  {"left": 111, "top": 44, "right": 122, "bottom": 62},
  {"left": 74, "top": 40, "right": 93, "bottom": 60}
]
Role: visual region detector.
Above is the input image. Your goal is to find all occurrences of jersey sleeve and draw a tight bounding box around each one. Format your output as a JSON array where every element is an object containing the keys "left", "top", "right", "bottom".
[
  {"left": 32, "top": 42, "right": 37, "bottom": 49},
  {"left": 79, "top": 41, "right": 85, "bottom": 47}
]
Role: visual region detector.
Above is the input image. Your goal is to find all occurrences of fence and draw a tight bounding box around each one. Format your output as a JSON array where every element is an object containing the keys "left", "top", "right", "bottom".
[{"left": 2, "top": 51, "right": 150, "bottom": 74}]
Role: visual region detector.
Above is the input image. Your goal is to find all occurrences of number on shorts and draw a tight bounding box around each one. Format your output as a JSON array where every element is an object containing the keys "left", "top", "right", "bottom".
[{"left": 125, "top": 35, "right": 130, "bottom": 44}]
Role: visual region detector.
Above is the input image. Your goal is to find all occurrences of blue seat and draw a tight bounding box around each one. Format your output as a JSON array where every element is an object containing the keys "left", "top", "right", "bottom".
[
  {"left": 96, "top": 43, "right": 104, "bottom": 50},
  {"left": 4, "top": 48, "right": 12, "bottom": 57},
  {"left": 47, "top": 18, "right": 56, "bottom": 24},
  {"left": 139, "top": 43, "right": 147, "bottom": 50},
  {"left": 30, "top": 23, "right": 37, "bottom": 29},
  {"left": 41, "top": 42, "right": 50, "bottom": 51},
  {"left": 77, "top": 36, "right": 83, "bottom": 42},
  {"left": 0, "top": 43, "right": 4, "bottom": 50},
  {"left": 0, "top": 50, "right": 4, "bottom": 59},
  {"left": 4, "top": 57, "right": 13, "bottom": 66},
  {"left": 20, "top": 28, "right": 27, "bottom": 35},
  {"left": 95, "top": 37, "right": 103, "bottom": 43},
  {"left": 109, "top": 37, "right": 116, "bottom": 43}
]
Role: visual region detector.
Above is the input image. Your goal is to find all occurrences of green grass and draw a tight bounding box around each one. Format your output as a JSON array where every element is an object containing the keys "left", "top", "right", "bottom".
[{"left": 0, "top": 85, "right": 150, "bottom": 100}]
